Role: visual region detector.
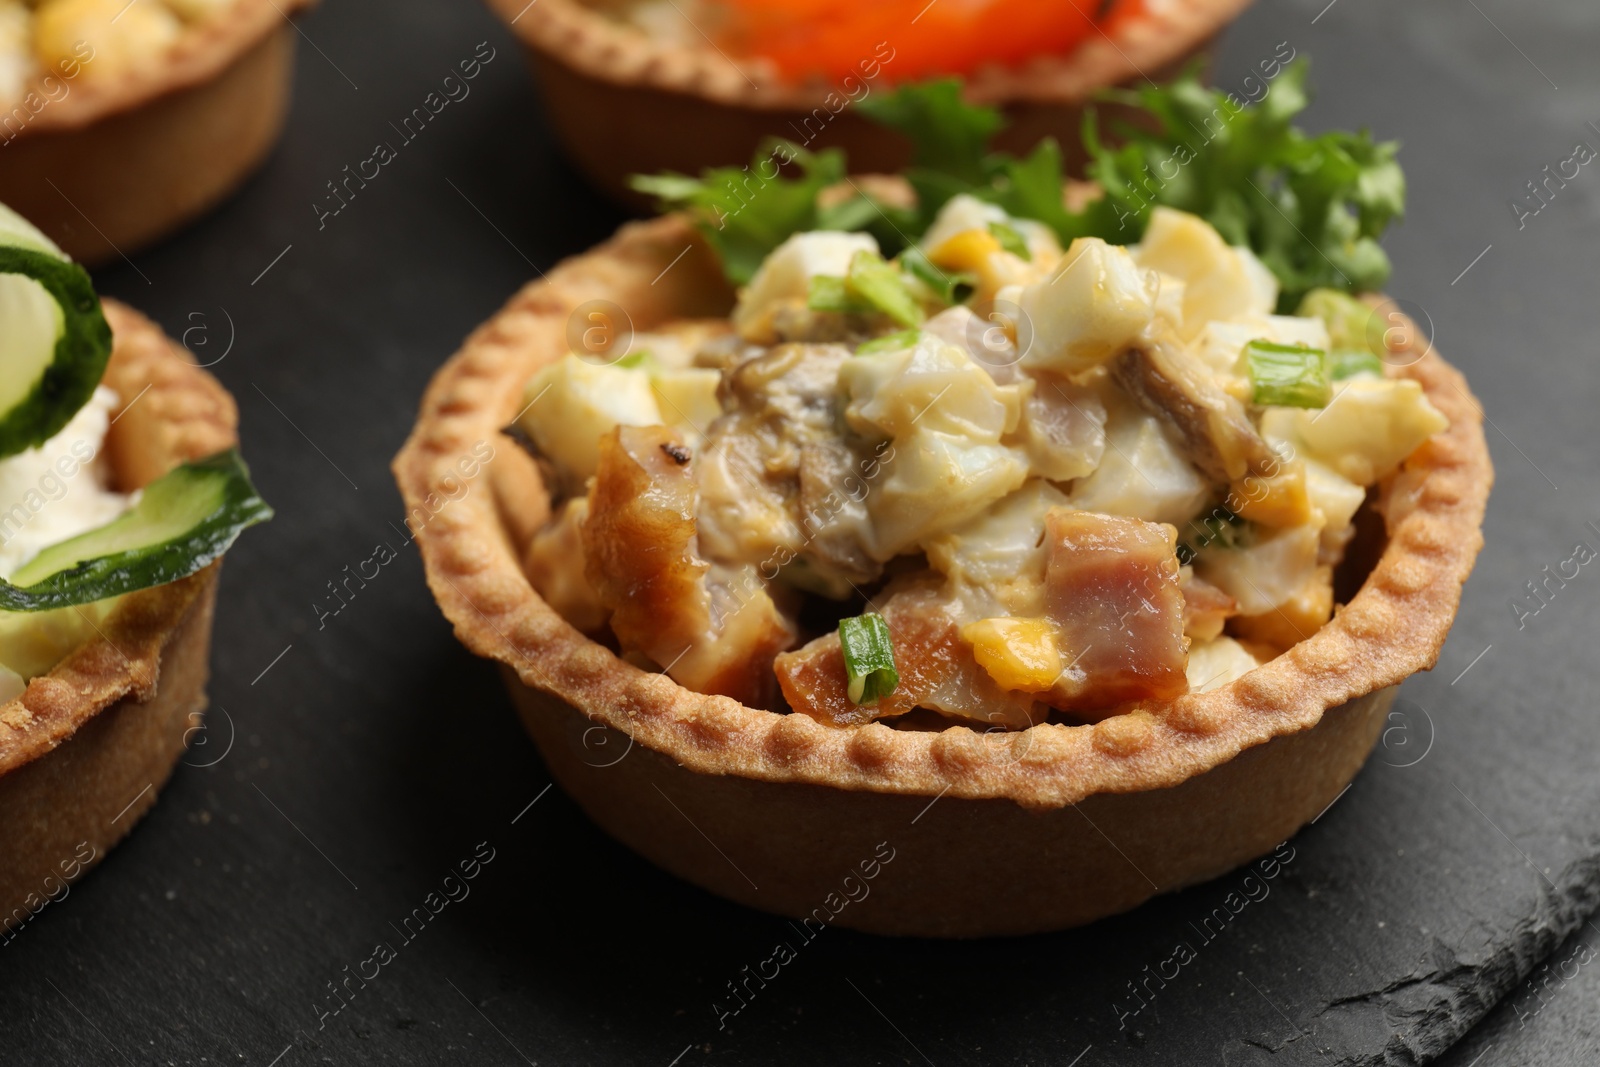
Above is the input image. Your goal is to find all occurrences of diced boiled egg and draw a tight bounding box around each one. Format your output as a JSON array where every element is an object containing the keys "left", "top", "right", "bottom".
[
  {"left": 840, "top": 333, "right": 1023, "bottom": 442},
  {"left": 1302, "top": 456, "right": 1367, "bottom": 549},
  {"left": 517, "top": 355, "right": 664, "bottom": 484},
  {"left": 864, "top": 429, "right": 1029, "bottom": 560},
  {"left": 1196, "top": 523, "right": 1321, "bottom": 615},
  {"left": 920, "top": 194, "right": 1011, "bottom": 256},
  {"left": 1260, "top": 377, "right": 1448, "bottom": 486},
  {"left": 1016, "top": 236, "right": 1157, "bottom": 375},
  {"left": 1185, "top": 635, "right": 1261, "bottom": 693},
  {"left": 1066, "top": 401, "right": 1208, "bottom": 528},
  {"left": 732, "top": 230, "right": 878, "bottom": 343},
  {"left": 925, "top": 479, "right": 1071, "bottom": 616},
  {"left": 650, "top": 367, "right": 723, "bottom": 442},
  {"left": 1189, "top": 313, "right": 1332, "bottom": 381},
  {"left": 1133, "top": 207, "right": 1277, "bottom": 339}
]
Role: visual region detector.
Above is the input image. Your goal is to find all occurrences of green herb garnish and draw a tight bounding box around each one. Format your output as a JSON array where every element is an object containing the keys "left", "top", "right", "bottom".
[
  {"left": 634, "top": 61, "right": 1405, "bottom": 312},
  {"left": 807, "top": 274, "right": 869, "bottom": 314},
  {"left": 899, "top": 246, "right": 974, "bottom": 305},
  {"left": 988, "top": 221, "right": 1031, "bottom": 260},
  {"left": 847, "top": 251, "right": 924, "bottom": 327},
  {"left": 1329, "top": 350, "right": 1384, "bottom": 380},
  {"left": 1298, "top": 288, "right": 1382, "bottom": 351},
  {"left": 839, "top": 612, "right": 898, "bottom": 705},
  {"left": 1177, "top": 508, "right": 1247, "bottom": 565},
  {"left": 1246, "top": 340, "right": 1331, "bottom": 409},
  {"left": 614, "top": 349, "right": 656, "bottom": 370},
  {"left": 856, "top": 329, "right": 922, "bottom": 355},
  {"left": 860, "top": 62, "right": 1402, "bottom": 308},
  {"left": 805, "top": 252, "right": 925, "bottom": 327},
  {"left": 631, "top": 139, "right": 876, "bottom": 286}
]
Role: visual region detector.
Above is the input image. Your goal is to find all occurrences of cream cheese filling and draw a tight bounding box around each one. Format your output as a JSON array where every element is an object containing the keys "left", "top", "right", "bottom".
[{"left": 0, "top": 385, "right": 129, "bottom": 688}]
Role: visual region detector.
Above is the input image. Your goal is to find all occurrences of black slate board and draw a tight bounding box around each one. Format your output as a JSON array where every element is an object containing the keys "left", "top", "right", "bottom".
[{"left": 3, "top": 0, "right": 1599, "bottom": 1064}]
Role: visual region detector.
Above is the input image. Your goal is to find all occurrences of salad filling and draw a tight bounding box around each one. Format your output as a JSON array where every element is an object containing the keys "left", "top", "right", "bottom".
[
  {"left": 516, "top": 66, "right": 1447, "bottom": 730},
  {"left": 0, "top": 0, "right": 242, "bottom": 103}
]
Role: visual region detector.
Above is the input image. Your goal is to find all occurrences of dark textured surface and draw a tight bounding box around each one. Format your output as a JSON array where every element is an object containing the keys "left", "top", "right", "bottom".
[{"left": 1, "top": 0, "right": 1597, "bottom": 1063}]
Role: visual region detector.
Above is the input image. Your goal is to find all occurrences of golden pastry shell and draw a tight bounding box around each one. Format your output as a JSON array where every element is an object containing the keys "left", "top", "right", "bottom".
[{"left": 397, "top": 210, "right": 1490, "bottom": 807}]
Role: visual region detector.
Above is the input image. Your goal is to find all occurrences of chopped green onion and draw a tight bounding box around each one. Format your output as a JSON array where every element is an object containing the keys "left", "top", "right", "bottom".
[
  {"left": 899, "top": 246, "right": 973, "bottom": 306},
  {"left": 839, "top": 612, "right": 899, "bottom": 705},
  {"left": 1246, "top": 340, "right": 1331, "bottom": 409},
  {"left": 614, "top": 349, "right": 656, "bottom": 370},
  {"left": 846, "top": 250, "right": 925, "bottom": 328},
  {"left": 856, "top": 329, "right": 922, "bottom": 355},
  {"left": 1297, "top": 288, "right": 1380, "bottom": 354},
  {"left": 1177, "top": 509, "right": 1246, "bottom": 565},
  {"left": 806, "top": 274, "right": 871, "bottom": 314},
  {"left": 1329, "top": 349, "right": 1384, "bottom": 380},
  {"left": 988, "top": 221, "right": 1031, "bottom": 261}
]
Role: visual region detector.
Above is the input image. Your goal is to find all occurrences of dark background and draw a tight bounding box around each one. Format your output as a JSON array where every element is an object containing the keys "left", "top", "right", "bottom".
[{"left": 3, "top": 0, "right": 1598, "bottom": 1063}]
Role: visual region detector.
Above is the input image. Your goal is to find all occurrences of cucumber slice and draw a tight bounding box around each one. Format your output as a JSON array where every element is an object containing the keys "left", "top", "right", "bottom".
[
  {"left": 0, "top": 204, "right": 111, "bottom": 460},
  {"left": 0, "top": 449, "right": 273, "bottom": 612}
]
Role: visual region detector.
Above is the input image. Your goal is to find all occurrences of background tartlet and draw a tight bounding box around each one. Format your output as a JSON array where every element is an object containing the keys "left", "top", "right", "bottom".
[
  {"left": 0, "top": 0, "right": 314, "bottom": 265},
  {"left": 484, "top": 0, "right": 1256, "bottom": 203},
  {"left": 0, "top": 300, "right": 238, "bottom": 929},
  {"left": 394, "top": 209, "right": 1491, "bottom": 937}
]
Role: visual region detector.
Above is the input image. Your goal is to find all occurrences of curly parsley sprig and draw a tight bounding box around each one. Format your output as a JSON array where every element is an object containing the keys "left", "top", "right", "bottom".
[{"left": 632, "top": 59, "right": 1405, "bottom": 311}]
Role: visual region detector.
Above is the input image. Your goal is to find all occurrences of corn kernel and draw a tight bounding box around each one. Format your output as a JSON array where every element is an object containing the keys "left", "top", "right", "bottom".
[
  {"left": 929, "top": 228, "right": 1002, "bottom": 274},
  {"left": 1231, "top": 460, "right": 1312, "bottom": 528},
  {"left": 960, "top": 616, "right": 1062, "bottom": 693}
]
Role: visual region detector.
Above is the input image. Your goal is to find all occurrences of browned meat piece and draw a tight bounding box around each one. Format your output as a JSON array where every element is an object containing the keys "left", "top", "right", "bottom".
[
  {"left": 1112, "top": 340, "right": 1276, "bottom": 485},
  {"left": 1041, "top": 509, "right": 1189, "bottom": 711},
  {"left": 584, "top": 425, "right": 795, "bottom": 706},
  {"left": 775, "top": 578, "right": 1040, "bottom": 729},
  {"left": 525, "top": 496, "right": 609, "bottom": 633},
  {"left": 1179, "top": 567, "right": 1237, "bottom": 642}
]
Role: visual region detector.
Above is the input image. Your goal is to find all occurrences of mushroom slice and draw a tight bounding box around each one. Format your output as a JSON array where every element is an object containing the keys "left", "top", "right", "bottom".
[
  {"left": 697, "top": 343, "right": 880, "bottom": 596},
  {"left": 1041, "top": 509, "right": 1190, "bottom": 712},
  {"left": 584, "top": 424, "right": 795, "bottom": 706},
  {"left": 1111, "top": 339, "right": 1276, "bottom": 485}
]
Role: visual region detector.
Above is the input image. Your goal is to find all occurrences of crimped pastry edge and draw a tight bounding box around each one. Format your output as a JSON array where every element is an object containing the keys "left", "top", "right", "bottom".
[
  {"left": 0, "top": 299, "right": 239, "bottom": 777},
  {"left": 9, "top": 0, "right": 313, "bottom": 135},
  {"left": 483, "top": 0, "right": 1254, "bottom": 108},
  {"left": 394, "top": 210, "right": 1492, "bottom": 811}
]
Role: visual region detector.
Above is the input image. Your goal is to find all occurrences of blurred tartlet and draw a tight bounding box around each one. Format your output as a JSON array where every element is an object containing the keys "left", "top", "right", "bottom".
[
  {"left": 484, "top": 0, "right": 1259, "bottom": 202},
  {"left": 0, "top": 206, "right": 270, "bottom": 930},
  {"left": 0, "top": 0, "right": 314, "bottom": 264}
]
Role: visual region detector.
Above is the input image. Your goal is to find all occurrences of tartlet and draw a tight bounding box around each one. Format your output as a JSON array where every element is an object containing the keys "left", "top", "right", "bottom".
[
  {"left": 0, "top": 0, "right": 314, "bottom": 265},
  {"left": 0, "top": 206, "right": 269, "bottom": 931},
  {"left": 0, "top": 301, "right": 238, "bottom": 929},
  {"left": 395, "top": 207, "right": 1490, "bottom": 937},
  {"left": 484, "top": 0, "right": 1256, "bottom": 202}
]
